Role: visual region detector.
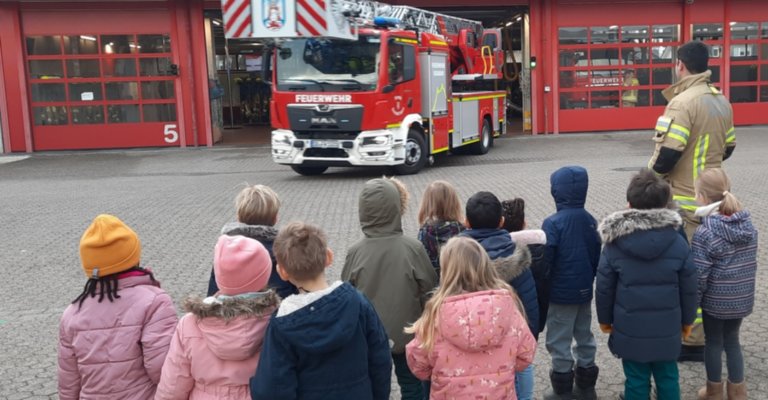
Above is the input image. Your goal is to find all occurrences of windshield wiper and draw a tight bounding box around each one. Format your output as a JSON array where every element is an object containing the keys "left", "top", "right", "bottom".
[
  {"left": 284, "top": 79, "right": 325, "bottom": 92},
  {"left": 320, "top": 79, "right": 368, "bottom": 91}
]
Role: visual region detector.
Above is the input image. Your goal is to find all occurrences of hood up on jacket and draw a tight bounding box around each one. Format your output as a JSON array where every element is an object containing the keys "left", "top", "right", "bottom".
[
  {"left": 221, "top": 222, "right": 278, "bottom": 242},
  {"left": 439, "top": 290, "right": 516, "bottom": 352},
  {"left": 702, "top": 210, "right": 756, "bottom": 245},
  {"left": 271, "top": 283, "right": 360, "bottom": 355},
  {"left": 183, "top": 291, "right": 279, "bottom": 361},
  {"left": 599, "top": 208, "right": 682, "bottom": 260},
  {"left": 550, "top": 166, "right": 589, "bottom": 211},
  {"left": 359, "top": 179, "right": 403, "bottom": 238}
]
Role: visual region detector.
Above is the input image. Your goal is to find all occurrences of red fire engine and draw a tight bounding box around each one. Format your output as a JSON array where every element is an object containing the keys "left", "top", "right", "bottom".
[{"left": 221, "top": 0, "right": 507, "bottom": 175}]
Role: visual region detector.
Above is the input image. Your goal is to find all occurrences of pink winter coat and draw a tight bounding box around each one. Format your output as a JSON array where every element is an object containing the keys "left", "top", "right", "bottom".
[
  {"left": 155, "top": 291, "right": 279, "bottom": 400},
  {"left": 406, "top": 289, "right": 536, "bottom": 400},
  {"left": 58, "top": 274, "right": 178, "bottom": 400}
]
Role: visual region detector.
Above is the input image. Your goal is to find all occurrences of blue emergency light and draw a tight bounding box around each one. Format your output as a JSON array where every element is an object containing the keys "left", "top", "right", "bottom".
[{"left": 373, "top": 17, "right": 400, "bottom": 28}]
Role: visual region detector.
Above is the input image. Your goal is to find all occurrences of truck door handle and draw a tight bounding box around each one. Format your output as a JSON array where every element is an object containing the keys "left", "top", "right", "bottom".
[{"left": 407, "top": 98, "right": 413, "bottom": 107}]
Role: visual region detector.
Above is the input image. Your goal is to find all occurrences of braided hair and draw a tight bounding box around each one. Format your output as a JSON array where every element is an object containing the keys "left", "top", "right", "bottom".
[
  {"left": 72, "top": 266, "right": 156, "bottom": 310},
  {"left": 501, "top": 198, "right": 526, "bottom": 232}
]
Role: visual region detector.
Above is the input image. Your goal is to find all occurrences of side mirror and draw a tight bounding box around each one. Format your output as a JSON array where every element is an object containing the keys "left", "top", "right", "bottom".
[{"left": 382, "top": 84, "right": 395, "bottom": 94}]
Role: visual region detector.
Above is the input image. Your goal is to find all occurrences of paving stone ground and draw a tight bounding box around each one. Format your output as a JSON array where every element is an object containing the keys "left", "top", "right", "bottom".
[{"left": 1, "top": 128, "right": 766, "bottom": 400}]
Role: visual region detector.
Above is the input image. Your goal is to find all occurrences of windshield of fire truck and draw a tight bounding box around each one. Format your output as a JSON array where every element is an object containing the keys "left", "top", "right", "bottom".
[{"left": 276, "top": 36, "right": 380, "bottom": 91}]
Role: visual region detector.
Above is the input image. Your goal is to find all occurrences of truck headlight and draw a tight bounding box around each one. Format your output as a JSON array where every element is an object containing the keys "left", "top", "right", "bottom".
[
  {"left": 273, "top": 133, "right": 291, "bottom": 146},
  {"left": 361, "top": 135, "right": 391, "bottom": 146}
]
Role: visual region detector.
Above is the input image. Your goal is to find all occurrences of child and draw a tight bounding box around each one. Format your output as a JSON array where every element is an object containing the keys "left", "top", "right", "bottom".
[
  {"left": 156, "top": 235, "right": 280, "bottom": 399},
  {"left": 692, "top": 168, "right": 757, "bottom": 400},
  {"left": 461, "top": 191, "right": 538, "bottom": 400},
  {"left": 417, "top": 180, "right": 466, "bottom": 276},
  {"left": 541, "top": 166, "right": 602, "bottom": 400},
  {"left": 342, "top": 178, "right": 438, "bottom": 400},
  {"left": 207, "top": 184, "right": 297, "bottom": 299},
  {"left": 58, "top": 214, "right": 177, "bottom": 400},
  {"left": 405, "top": 237, "right": 536, "bottom": 399},
  {"left": 502, "top": 198, "right": 549, "bottom": 340},
  {"left": 595, "top": 169, "right": 697, "bottom": 400},
  {"left": 251, "top": 222, "right": 392, "bottom": 400}
]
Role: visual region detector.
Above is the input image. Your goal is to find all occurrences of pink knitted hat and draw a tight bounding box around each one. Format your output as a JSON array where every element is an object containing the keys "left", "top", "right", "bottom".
[{"left": 214, "top": 235, "right": 272, "bottom": 296}]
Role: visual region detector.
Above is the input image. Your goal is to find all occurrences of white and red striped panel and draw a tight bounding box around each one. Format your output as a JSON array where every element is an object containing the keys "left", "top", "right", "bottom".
[
  {"left": 296, "top": 0, "right": 328, "bottom": 36},
  {"left": 222, "top": 0, "right": 252, "bottom": 38}
]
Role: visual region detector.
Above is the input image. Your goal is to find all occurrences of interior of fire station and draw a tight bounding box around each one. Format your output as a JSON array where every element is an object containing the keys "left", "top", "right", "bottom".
[{"left": 200, "top": 5, "right": 531, "bottom": 147}]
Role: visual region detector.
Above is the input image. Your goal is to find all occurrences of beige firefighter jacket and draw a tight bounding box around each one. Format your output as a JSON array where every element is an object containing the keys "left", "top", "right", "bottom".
[{"left": 648, "top": 70, "right": 736, "bottom": 213}]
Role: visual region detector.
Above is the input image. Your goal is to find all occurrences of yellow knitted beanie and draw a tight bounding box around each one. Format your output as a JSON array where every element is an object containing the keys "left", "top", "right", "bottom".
[{"left": 79, "top": 214, "right": 141, "bottom": 278}]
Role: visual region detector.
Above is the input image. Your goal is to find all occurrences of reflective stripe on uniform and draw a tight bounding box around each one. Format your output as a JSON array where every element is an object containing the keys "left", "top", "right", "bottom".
[
  {"left": 668, "top": 123, "right": 690, "bottom": 145},
  {"left": 695, "top": 307, "right": 703, "bottom": 324},
  {"left": 726, "top": 126, "right": 736, "bottom": 144},
  {"left": 655, "top": 116, "right": 672, "bottom": 132},
  {"left": 693, "top": 134, "right": 710, "bottom": 180},
  {"left": 673, "top": 195, "right": 698, "bottom": 212}
]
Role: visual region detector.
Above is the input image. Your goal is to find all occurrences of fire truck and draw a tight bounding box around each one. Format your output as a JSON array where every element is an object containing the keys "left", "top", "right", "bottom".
[{"left": 221, "top": 0, "right": 507, "bottom": 175}]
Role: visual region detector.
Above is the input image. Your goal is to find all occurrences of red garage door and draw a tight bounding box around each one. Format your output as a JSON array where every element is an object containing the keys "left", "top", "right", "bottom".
[{"left": 23, "top": 10, "right": 181, "bottom": 150}]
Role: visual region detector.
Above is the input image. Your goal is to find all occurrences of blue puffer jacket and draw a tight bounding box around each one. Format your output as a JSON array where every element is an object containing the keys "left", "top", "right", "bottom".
[
  {"left": 542, "top": 166, "right": 602, "bottom": 304},
  {"left": 595, "top": 208, "right": 697, "bottom": 363},
  {"left": 250, "top": 282, "right": 392, "bottom": 400},
  {"left": 461, "top": 228, "right": 538, "bottom": 336}
]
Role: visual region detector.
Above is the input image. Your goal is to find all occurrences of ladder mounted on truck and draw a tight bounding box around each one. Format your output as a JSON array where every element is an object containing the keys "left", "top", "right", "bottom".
[{"left": 221, "top": 0, "right": 482, "bottom": 40}]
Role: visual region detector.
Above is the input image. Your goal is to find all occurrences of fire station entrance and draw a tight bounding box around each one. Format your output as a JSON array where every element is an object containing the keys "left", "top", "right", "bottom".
[{"left": 203, "top": 10, "right": 272, "bottom": 146}]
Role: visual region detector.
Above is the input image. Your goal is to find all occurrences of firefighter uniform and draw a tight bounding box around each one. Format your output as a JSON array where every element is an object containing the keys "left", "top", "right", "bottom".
[{"left": 648, "top": 70, "right": 736, "bottom": 350}]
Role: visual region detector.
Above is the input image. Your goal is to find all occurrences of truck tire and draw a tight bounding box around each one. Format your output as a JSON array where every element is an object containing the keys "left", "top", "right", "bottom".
[
  {"left": 291, "top": 165, "right": 328, "bottom": 176},
  {"left": 393, "top": 129, "right": 427, "bottom": 175},
  {"left": 471, "top": 119, "right": 492, "bottom": 155}
]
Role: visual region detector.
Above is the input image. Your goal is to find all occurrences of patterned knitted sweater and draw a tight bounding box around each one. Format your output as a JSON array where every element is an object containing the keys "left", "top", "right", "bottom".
[{"left": 692, "top": 206, "right": 758, "bottom": 319}]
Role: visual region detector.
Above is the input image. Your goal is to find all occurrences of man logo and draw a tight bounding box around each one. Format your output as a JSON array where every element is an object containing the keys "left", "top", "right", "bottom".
[{"left": 311, "top": 117, "right": 337, "bottom": 125}]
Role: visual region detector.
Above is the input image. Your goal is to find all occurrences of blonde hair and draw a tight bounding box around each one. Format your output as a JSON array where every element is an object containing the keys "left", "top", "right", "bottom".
[
  {"left": 404, "top": 237, "right": 525, "bottom": 352},
  {"left": 695, "top": 168, "right": 742, "bottom": 215},
  {"left": 235, "top": 184, "right": 280, "bottom": 226},
  {"left": 417, "top": 180, "right": 464, "bottom": 225},
  {"left": 273, "top": 222, "right": 327, "bottom": 281},
  {"left": 386, "top": 176, "right": 409, "bottom": 215}
]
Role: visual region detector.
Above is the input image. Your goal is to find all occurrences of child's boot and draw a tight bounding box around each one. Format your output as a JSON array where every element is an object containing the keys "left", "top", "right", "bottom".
[
  {"left": 696, "top": 381, "right": 724, "bottom": 400},
  {"left": 726, "top": 380, "right": 746, "bottom": 400},
  {"left": 574, "top": 366, "right": 599, "bottom": 400},
  {"left": 544, "top": 370, "right": 575, "bottom": 400}
]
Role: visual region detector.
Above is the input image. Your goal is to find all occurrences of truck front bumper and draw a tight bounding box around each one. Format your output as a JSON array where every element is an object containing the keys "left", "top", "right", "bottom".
[{"left": 271, "top": 129, "right": 405, "bottom": 167}]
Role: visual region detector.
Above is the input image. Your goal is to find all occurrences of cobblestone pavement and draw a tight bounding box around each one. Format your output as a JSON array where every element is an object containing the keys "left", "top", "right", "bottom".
[{"left": 1, "top": 128, "right": 766, "bottom": 400}]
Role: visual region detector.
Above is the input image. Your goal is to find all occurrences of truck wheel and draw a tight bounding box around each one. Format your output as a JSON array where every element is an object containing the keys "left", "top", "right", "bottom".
[
  {"left": 471, "top": 119, "right": 492, "bottom": 155},
  {"left": 393, "top": 130, "right": 427, "bottom": 175},
  {"left": 291, "top": 165, "right": 328, "bottom": 176}
]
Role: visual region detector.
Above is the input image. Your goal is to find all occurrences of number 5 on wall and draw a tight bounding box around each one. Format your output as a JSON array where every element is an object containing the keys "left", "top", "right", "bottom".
[{"left": 164, "top": 124, "right": 179, "bottom": 144}]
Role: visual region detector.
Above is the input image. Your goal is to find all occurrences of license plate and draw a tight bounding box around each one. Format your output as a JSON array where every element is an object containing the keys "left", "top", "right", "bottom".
[{"left": 309, "top": 140, "right": 340, "bottom": 149}]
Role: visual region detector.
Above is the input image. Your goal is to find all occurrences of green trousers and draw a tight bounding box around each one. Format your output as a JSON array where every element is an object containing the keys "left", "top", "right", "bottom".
[{"left": 622, "top": 360, "right": 680, "bottom": 400}]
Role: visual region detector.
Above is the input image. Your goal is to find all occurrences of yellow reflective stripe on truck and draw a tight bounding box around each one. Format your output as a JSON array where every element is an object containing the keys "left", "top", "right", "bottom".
[{"left": 454, "top": 93, "right": 506, "bottom": 102}]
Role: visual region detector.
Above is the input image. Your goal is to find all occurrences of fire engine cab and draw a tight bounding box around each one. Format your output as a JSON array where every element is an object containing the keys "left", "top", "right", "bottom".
[{"left": 221, "top": 0, "right": 507, "bottom": 175}]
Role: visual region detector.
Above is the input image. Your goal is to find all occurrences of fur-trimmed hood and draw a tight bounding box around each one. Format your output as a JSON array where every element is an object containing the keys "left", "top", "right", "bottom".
[
  {"left": 221, "top": 222, "right": 278, "bottom": 242},
  {"left": 184, "top": 290, "right": 280, "bottom": 319},
  {"left": 599, "top": 208, "right": 682, "bottom": 244},
  {"left": 182, "top": 291, "right": 279, "bottom": 361},
  {"left": 492, "top": 245, "right": 532, "bottom": 282}
]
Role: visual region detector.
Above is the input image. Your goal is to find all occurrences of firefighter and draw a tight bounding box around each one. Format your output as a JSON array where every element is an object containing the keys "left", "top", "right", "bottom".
[
  {"left": 621, "top": 69, "right": 639, "bottom": 107},
  {"left": 647, "top": 40, "right": 736, "bottom": 363}
]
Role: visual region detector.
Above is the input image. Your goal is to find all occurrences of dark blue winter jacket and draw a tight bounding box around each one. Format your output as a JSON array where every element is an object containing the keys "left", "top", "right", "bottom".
[
  {"left": 595, "top": 208, "right": 697, "bottom": 363},
  {"left": 542, "top": 166, "right": 602, "bottom": 304},
  {"left": 460, "top": 228, "right": 539, "bottom": 336},
  {"left": 207, "top": 222, "right": 298, "bottom": 299},
  {"left": 250, "top": 282, "right": 392, "bottom": 400}
]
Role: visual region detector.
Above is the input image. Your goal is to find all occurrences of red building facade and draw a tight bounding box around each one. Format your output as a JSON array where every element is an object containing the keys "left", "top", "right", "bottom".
[{"left": 0, "top": 0, "right": 766, "bottom": 152}]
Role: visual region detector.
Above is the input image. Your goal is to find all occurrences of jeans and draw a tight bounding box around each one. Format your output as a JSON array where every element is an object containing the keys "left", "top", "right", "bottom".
[
  {"left": 703, "top": 312, "right": 744, "bottom": 383},
  {"left": 515, "top": 364, "right": 535, "bottom": 400},
  {"left": 622, "top": 360, "right": 679, "bottom": 400},
  {"left": 392, "top": 352, "right": 426, "bottom": 400},
  {"left": 545, "top": 302, "right": 597, "bottom": 373}
]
